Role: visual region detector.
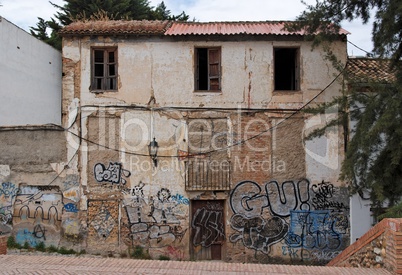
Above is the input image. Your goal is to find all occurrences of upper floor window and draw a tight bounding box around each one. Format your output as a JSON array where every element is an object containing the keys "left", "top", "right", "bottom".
[
  {"left": 274, "top": 48, "right": 299, "bottom": 91},
  {"left": 91, "top": 48, "right": 117, "bottom": 91},
  {"left": 195, "top": 47, "right": 221, "bottom": 91}
]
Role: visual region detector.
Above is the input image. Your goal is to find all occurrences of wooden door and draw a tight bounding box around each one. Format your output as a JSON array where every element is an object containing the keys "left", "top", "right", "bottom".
[{"left": 191, "top": 200, "right": 225, "bottom": 260}]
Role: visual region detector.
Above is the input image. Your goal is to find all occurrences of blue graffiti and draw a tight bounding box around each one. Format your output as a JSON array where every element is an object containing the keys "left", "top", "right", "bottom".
[
  {"left": 16, "top": 229, "right": 38, "bottom": 247},
  {"left": 285, "top": 210, "right": 345, "bottom": 250},
  {"left": 171, "top": 194, "right": 189, "bottom": 205},
  {"left": 64, "top": 203, "right": 79, "bottom": 213},
  {"left": 0, "top": 182, "right": 19, "bottom": 197}
]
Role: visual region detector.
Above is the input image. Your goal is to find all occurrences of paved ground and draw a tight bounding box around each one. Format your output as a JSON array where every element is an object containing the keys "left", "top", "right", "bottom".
[{"left": 0, "top": 254, "right": 393, "bottom": 274}]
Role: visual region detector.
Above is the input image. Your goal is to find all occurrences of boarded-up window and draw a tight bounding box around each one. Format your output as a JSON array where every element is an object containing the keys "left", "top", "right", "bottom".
[
  {"left": 195, "top": 48, "right": 221, "bottom": 91},
  {"left": 91, "top": 48, "right": 118, "bottom": 91}
]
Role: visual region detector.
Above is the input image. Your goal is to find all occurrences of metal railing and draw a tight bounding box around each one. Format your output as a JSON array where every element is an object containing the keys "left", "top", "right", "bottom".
[{"left": 185, "top": 160, "right": 231, "bottom": 191}]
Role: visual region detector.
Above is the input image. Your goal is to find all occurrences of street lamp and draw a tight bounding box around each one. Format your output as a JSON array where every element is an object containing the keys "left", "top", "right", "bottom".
[{"left": 148, "top": 137, "right": 159, "bottom": 167}]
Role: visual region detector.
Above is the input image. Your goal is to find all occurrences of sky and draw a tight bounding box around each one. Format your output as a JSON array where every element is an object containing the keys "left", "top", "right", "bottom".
[{"left": 0, "top": 0, "right": 374, "bottom": 56}]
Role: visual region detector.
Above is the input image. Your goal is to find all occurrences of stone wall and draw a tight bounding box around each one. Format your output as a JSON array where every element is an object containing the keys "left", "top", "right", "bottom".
[{"left": 328, "top": 218, "right": 402, "bottom": 274}]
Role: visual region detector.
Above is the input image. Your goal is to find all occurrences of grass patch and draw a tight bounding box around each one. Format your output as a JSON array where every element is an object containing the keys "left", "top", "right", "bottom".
[
  {"left": 35, "top": 242, "right": 46, "bottom": 252},
  {"left": 158, "top": 255, "right": 170, "bottom": 261},
  {"left": 47, "top": 245, "right": 58, "bottom": 253},
  {"left": 130, "top": 246, "right": 152, "bottom": 259},
  {"left": 22, "top": 241, "right": 30, "bottom": 250},
  {"left": 58, "top": 246, "right": 76, "bottom": 255},
  {"left": 6, "top": 236, "right": 21, "bottom": 249}
]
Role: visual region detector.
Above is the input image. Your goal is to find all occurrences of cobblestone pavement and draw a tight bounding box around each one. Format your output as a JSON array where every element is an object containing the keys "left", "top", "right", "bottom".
[{"left": 0, "top": 255, "right": 393, "bottom": 274}]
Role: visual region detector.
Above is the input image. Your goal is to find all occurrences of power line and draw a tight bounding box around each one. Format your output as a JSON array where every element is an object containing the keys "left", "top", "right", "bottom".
[
  {"left": 348, "top": 40, "right": 374, "bottom": 57},
  {"left": 1, "top": 65, "right": 345, "bottom": 159},
  {"left": 15, "top": 149, "right": 79, "bottom": 206},
  {"left": 63, "top": 66, "right": 345, "bottom": 158}
]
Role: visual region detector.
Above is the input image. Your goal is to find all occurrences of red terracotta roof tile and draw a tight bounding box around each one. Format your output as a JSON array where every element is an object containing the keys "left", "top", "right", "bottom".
[
  {"left": 347, "top": 58, "right": 397, "bottom": 84},
  {"left": 165, "top": 21, "right": 349, "bottom": 36},
  {"left": 60, "top": 20, "right": 349, "bottom": 37},
  {"left": 60, "top": 20, "right": 171, "bottom": 36}
]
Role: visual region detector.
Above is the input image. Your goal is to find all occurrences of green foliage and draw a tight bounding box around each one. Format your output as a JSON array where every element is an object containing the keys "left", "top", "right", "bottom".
[
  {"left": 58, "top": 246, "right": 76, "bottom": 255},
  {"left": 304, "top": 73, "right": 402, "bottom": 215},
  {"left": 158, "top": 255, "right": 170, "bottom": 261},
  {"left": 47, "top": 245, "right": 59, "bottom": 253},
  {"left": 291, "top": 0, "right": 402, "bottom": 220},
  {"left": 6, "top": 236, "right": 21, "bottom": 249},
  {"left": 290, "top": 0, "right": 402, "bottom": 64},
  {"left": 30, "top": 0, "right": 189, "bottom": 50},
  {"left": 23, "top": 241, "right": 30, "bottom": 249},
  {"left": 378, "top": 201, "right": 402, "bottom": 220},
  {"left": 130, "top": 245, "right": 151, "bottom": 259},
  {"left": 35, "top": 242, "right": 46, "bottom": 252}
]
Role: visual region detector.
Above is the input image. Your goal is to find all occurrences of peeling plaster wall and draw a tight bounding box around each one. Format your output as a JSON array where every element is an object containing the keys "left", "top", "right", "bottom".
[
  {"left": 0, "top": 129, "right": 70, "bottom": 247},
  {"left": 59, "top": 34, "right": 349, "bottom": 263},
  {"left": 62, "top": 36, "right": 346, "bottom": 109},
  {"left": 0, "top": 17, "right": 62, "bottom": 126}
]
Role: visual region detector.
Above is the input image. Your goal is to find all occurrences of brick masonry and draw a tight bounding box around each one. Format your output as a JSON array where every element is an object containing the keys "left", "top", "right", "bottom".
[
  {"left": 0, "top": 235, "right": 8, "bottom": 255},
  {"left": 328, "top": 218, "right": 402, "bottom": 274}
]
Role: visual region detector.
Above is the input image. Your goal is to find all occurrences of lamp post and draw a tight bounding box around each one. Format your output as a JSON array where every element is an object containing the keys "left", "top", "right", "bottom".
[{"left": 148, "top": 137, "right": 159, "bottom": 167}]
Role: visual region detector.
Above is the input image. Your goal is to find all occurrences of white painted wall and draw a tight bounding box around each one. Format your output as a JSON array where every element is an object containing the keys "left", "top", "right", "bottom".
[
  {"left": 0, "top": 17, "right": 62, "bottom": 126},
  {"left": 348, "top": 106, "right": 373, "bottom": 243},
  {"left": 350, "top": 193, "right": 372, "bottom": 243}
]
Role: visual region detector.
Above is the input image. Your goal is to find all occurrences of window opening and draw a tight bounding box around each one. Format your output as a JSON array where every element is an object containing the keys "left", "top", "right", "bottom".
[
  {"left": 92, "top": 48, "right": 117, "bottom": 91},
  {"left": 196, "top": 48, "right": 221, "bottom": 91},
  {"left": 274, "top": 48, "right": 299, "bottom": 91}
]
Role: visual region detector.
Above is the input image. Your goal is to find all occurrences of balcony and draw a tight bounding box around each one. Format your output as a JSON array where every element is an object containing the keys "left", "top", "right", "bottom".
[{"left": 185, "top": 160, "right": 231, "bottom": 191}]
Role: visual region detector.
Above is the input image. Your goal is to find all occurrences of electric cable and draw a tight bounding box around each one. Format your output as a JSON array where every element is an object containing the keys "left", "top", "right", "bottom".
[{"left": 61, "top": 65, "right": 346, "bottom": 158}]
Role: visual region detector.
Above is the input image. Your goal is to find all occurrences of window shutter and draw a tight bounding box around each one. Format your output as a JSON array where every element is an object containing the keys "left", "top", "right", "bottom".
[{"left": 208, "top": 49, "right": 220, "bottom": 90}]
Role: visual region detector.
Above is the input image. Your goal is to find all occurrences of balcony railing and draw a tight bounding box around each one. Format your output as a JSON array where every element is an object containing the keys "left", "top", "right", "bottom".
[{"left": 185, "top": 160, "right": 231, "bottom": 191}]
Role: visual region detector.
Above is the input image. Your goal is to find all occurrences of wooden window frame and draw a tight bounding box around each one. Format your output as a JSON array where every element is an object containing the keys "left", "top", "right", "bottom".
[
  {"left": 91, "top": 47, "right": 118, "bottom": 92},
  {"left": 273, "top": 47, "right": 300, "bottom": 91},
  {"left": 195, "top": 47, "right": 221, "bottom": 92}
]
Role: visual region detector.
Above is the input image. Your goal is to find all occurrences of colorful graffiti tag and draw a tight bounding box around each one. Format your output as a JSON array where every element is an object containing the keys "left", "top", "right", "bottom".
[
  {"left": 13, "top": 185, "right": 63, "bottom": 247},
  {"left": 229, "top": 179, "right": 349, "bottom": 262}
]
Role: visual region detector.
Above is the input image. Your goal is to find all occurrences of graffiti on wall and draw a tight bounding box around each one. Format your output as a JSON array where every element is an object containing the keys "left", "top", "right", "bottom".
[
  {"left": 229, "top": 179, "right": 349, "bottom": 261},
  {"left": 87, "top": 200, "right": 119, "bottom": 245},
  {"left": 123, "top": 183, "right": 188, "bottom": 248},
  {"left": 13, "top": 185, "right": 63, "bottom": 246},
  {"left": 230, "top": 180, "right": 311, "bottom": 219},
  {"left": 311, "top": 181, "right": 348, "bottom": 211},
  {"left": 285, "top": 210, "right": 348, "bottom": 250},
  {"left": 191, "top": 201, "right": 225, "bottom": 248},
  {"left": 94, "top": 162, "right": 131, "bottom": 186},
  {"left": 0, "top": 182, "right": 19, "bottom": 225},
  {"left": 230, "top": 214, "right": 288, "bottom": 254},
  {"left": 90, "top": 204, "right": 116, "bottom": 239}
]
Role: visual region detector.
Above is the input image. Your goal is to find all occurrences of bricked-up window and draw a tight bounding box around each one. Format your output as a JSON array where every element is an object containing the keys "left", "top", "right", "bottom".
[
  {"left": 195, "top": 48, "right": 221, "bottom": 91},
  {"left": 91, "top": 48, "right": 117, "bottom": 91},
  {"left": 274, "top": 48, "right": 299, "bottom": 91}
]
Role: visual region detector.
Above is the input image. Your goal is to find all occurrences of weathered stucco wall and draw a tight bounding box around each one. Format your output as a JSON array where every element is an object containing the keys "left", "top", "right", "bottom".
[
  {"left": 62, "top": 36, "right": 346, "bottom": 110},
  {"left": 56, "top": 106, "right": 348, "bottom": 263},
  {"left": 0, "top": 33, "right": 351, "bottom": 263},
  {"left": 0, "top": 128, "right": 68, "bottom": 246}
]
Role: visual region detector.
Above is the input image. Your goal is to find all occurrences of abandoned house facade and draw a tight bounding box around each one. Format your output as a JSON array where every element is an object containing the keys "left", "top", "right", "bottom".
[{"left": 2, "top": 19, "right": 352, "bottom": 264}]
